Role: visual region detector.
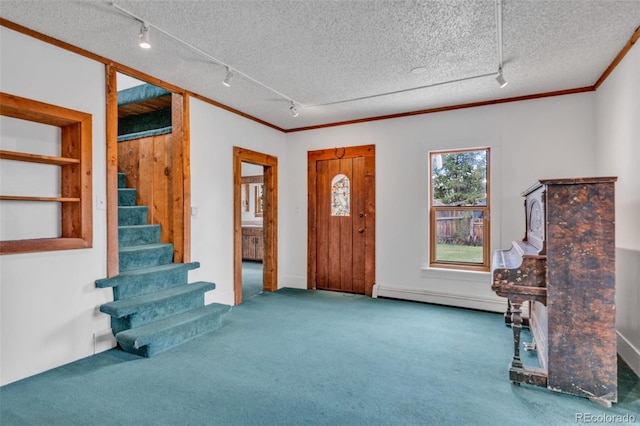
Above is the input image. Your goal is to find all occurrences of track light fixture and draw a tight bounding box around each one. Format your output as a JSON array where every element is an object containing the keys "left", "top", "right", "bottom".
[
  {"left": 223, "top": 67, "right": 233, "bottom": 87},
  {"left": 138, "top": 22, "right": 151, "bottom": 49},
  {"left": 290, "top": 102, "right": 299, "bottom": 117},
  {"left": 496, "top": 68, "right": 508, "bottom": 88}
]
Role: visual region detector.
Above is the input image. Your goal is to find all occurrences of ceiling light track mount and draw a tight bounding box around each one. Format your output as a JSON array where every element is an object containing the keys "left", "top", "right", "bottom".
[
  {"left": 138, "top": 22, "right": 151, "bottom": 49},
  {"left": 495, "top": 0, "right": 507, "bottom": 88},
  {"left": 289, "top": 102, "right": 299, "bottom": 117},
  {"left": 496, "top": 68, "right": 508, "bottom": 88},
  {"left": 223, "top": 67, "right": 234, "bottom": 87}
]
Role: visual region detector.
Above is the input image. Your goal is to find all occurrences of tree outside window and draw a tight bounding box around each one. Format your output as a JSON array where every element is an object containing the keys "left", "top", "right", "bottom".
[{"left": 429, "top": 148, "right": 490, "bottom": 271}]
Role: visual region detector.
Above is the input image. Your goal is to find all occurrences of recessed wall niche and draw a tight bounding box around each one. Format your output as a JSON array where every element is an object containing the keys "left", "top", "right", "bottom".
[{"left": 0, "top": 92, "right": 93, "bottom": 254}]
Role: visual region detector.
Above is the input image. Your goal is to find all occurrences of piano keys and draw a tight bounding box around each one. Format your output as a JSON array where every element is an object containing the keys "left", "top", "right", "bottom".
[{"left": 491, "top": 177, "right": 617, "bottom": 406}]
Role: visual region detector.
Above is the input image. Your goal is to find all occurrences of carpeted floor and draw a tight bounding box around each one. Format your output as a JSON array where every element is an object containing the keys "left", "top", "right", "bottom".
[
  {"left": 242, "top": 261, "right": 263, "bottom": 300},
  {"left": 1, "top": 288, "right": 638, "bottom": 425}
]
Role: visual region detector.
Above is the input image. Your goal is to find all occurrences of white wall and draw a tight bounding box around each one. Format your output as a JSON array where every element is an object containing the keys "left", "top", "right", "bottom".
[
  {"left": 595, "top": 41, "right": 640, "bottom": 376},
  {"left": 3, "top": 21, "right": 634, "bottom": 386},
  {"left": 282, "top": 93, "right": 597, "bottom": 311},
  {"left": 189, "top": 97, "right": 287, "bottom": 305},
  {"left": 0, "top": 27, "right": 110, "bottom": 385}
]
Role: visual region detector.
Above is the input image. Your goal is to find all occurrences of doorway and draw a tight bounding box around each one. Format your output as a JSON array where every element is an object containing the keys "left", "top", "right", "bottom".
[
  {"left": 240, "top": 164, "right": 264, "bottom": 300},
  {"left": 233, "top": 147, "right": 278, "bottom": 305},
  {"left": 308, "top": 145, "right": 376, "bottom": 296},
  {"left": 105, "top": 66, "right": 189, "bottom": 277}
]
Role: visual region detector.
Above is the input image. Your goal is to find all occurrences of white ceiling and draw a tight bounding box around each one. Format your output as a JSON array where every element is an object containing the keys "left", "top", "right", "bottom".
[{"left": 1, "top": 1, "right": 639, "bottom": 131}]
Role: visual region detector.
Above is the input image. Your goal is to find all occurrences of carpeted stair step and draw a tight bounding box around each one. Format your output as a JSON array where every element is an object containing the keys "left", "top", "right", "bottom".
[
  {"left": 119, "top": 243, "right": 174, "bottom": 272},
  {"left": 118, "top": 206, "right": 148, "bottom": 226},
  {"left": 118, "top": 172, "right": 127, "bottom": 188},
  {"left": 118, "top": 188, "right": 137, "bottom": 206},
  {"left": 119, "top": 224, "right": 161, "bottom": 247},
  {"left": 100, "top": 281, "right": 216, "bottom": 334},
  {"left": 96, "top": 262, "right": 201, "bottom": 300},
  {"left": 115, "top": 303, "right": 231, "bottom": 357},
  {"left": 98, "top": 169, "right": 228, "bottom": 358}
]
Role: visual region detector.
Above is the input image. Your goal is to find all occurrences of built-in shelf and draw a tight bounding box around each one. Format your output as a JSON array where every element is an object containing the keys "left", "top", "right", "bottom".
[
  {"left": 0, "top": 150, "right": 81, "bottom": 204},
  {"left": 0, "top": 149, "right": 80, "bottom": 166},
  {"left": 0, "top": 92, "right": 92, "bottom": 255}
]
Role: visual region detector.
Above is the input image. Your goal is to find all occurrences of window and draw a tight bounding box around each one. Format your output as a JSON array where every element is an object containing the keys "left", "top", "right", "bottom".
[
  {"left": 241, "top": 174, "right": 264, "bottom": 218},
  {"left": 254, "top": 185, "right": 264, "bottom": 217},
  {"left": 330, "top": 174, "right": 350, "bottom": 216},
  {"left": 429, "top": 148, "right": 490, "bottom": 271},
  {"left": 0, "top": 92, "right": 92, "bottom": 254}
]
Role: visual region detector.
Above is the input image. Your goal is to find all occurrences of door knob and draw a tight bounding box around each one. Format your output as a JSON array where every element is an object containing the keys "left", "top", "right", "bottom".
[{"left": 358, "top": 228, "right": 365, "bottom": 233}]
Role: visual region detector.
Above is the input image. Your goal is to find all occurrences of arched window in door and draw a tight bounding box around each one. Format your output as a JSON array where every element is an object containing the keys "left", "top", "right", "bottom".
[{"left": 331, "top": 174, "right": 350, "bottom": 216}]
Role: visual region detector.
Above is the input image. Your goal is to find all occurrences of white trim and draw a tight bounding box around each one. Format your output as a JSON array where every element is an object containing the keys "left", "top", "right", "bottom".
[
  {"left": 420, "top": 266, "right": 491, "bottom": 283},
  {"left": 372, "top": 283, "right": 507, "bottom": 313},
  {"left": 617, "top": 331, "right": 640, "bottom": 378}
]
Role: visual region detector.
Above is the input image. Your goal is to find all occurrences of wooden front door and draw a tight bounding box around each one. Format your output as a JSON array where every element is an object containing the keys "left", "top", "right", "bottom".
[{"left": 308, "top": 145, "right": 375, "bottom": 296}]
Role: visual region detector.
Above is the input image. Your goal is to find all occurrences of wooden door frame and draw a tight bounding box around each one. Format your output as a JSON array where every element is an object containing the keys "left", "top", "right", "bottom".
[
  {"left": 233, "top": 147, "right": 278, "bottom": 305},
  {"left": 106, "top": 65, "right": 190, "bottom": 276},
  {"left": 308, "top": 144, "right": 376, "bottom": 296}
]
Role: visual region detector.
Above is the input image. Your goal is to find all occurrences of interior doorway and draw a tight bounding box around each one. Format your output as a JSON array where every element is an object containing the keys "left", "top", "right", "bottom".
[
  {"left": 240, "top": 163, "right": 264, "bottom": 300},
  {"left": 308, "top": 145, "right": 376, "bottom": 296},
  {"left": 105, "top": 66, "right": 190, "bottom": 277},
  {"left": 233, "top": 147, "right": 278, "bottom": 305}
]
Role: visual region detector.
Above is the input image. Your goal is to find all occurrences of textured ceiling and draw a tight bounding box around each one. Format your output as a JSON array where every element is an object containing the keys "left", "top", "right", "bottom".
[{"left": 1, "top": 1, "right": 639, "bottom": 131}]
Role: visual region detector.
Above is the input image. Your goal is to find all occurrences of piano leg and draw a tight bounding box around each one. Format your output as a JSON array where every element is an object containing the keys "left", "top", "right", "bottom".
[
  {"left": 509, "top": 301, "right": 547, "bottom": 388},
  {"left": 504, "top": 300, "right": 513, "bottom": 325},
  {"left": 510, "top": 302, "right": 524, "bottom": 370},
  {"left": 504, "top": 300, "right": 531, "bottom": 327},
  {"left": 507, "top": 300, "right": 549, "bottom": 388}
]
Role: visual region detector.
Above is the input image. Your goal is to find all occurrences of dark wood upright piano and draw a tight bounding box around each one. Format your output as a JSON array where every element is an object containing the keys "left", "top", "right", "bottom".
[{"left": 491, "top": 177, "right": 617, "bottom": 406}]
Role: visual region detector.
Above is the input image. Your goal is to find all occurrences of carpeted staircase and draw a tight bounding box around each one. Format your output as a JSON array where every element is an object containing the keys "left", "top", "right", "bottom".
[{"left": 95, "top": 172, "right": 230, "bottom": 357}]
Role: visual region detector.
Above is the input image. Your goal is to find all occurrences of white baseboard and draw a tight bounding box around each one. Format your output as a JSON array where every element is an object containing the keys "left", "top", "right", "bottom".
[
  {"left": 617, "top": 331, "right": 640, "bottom": 378},
  {"left": 372, "top": 284, "right": 507, "bottom": 313}
]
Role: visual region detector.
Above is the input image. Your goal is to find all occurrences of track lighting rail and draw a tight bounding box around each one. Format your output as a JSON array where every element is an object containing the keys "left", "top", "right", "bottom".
[
  {"left": 111, "top": 2, "right": 298, "bottom": 104},
  {"left": 111, "top": 0, "right": 507, "bottom": 117}
]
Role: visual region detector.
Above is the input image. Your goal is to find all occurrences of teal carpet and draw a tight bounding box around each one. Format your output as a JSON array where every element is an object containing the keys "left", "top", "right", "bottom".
[
  {"left": 1, "top": 289, "right": 638, "bottom": 425},
  {"left": 242, "top": 261, "right": 263, "bottom": 300}
]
